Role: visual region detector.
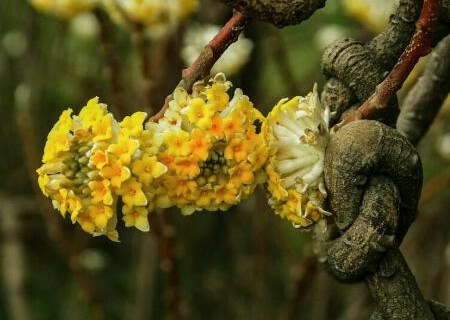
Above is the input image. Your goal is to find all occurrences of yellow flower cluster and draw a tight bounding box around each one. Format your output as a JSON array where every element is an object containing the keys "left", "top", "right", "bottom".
[
  {"left": 38, "top": 76, "right": 336, "bottom": 239},
  {"left": 103, "top": 0, "right": 198, "bottom": 37},
  {"left": 36, "top": 97, "right": 167, "bottom": 241},
  {"left": 29, "top": 0, "right": 95, "bottom": 19},
  {"left": 262, "top": 85, "right": 331, "bottom": 228},
  {"left": 155, "top": 73, "right": 268, "bottom": 214}
]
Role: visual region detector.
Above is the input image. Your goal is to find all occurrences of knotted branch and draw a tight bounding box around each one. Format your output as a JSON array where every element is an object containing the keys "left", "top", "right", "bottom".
[
  {"left": 322, "top": 120, "right": 436, "bottom": 319},
  {"left": 322, "top": 120, "right": 450, "bottom": 319}
]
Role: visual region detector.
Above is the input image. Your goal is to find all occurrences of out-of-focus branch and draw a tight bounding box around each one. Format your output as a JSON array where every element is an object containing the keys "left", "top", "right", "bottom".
[
  {"left": 419, "top": 166, "right": 450, "bottom": 207},
  {"left": 1, "top": 195, "right": 33, "bottom": 320},
  {"left": 151, "top": 10, "right": 251, "bottom": 122},
  {"left": 93, "top": 8, "right": 127, "bottom": 118},
  {"left": 397, "top": 34, "right": 450, "bottom": 145},
  {"left": 335, "top": 0, "right": 440, "bottom": 130},
  {"left": 149, "top": 211, "right": 182, "bottom": 320},
  {"left": 279, "top": 255, "right": 318, "bottom": 320}
]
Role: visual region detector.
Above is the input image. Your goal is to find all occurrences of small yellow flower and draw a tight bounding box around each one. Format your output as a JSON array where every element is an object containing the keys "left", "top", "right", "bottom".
[
  {"left": 120, "top": 112, "right": 147, "bottom": 137},
  {"left": 100, "top": 160, "right": 131, "bottom": 188},
  {"left": 224, "top": 138, "right": 251, "bottom": 163},
  {"left": 222, "top": 112, "right": 243, "bottom": 138},
  {"left": 108, "top": 136, "right": 140, "bottom": 165},
  {"left": 78, "top": 97, "right": 105, "bottom": 129},
  {"left": 132, "top": 154, "right": 167, "bottom": 185},
  {"left": 164, "top": 130, "right": 191, "bottom": 157},
  {"left": 42, "top": 109, "right": 73, "bottom": 163},
  {"left": 89, "top": 148, "right": 109, "bottom": 169},
  {"left": 122, "top": 205, "right": 150, "bottom": 232},
  {"left": 207, "top": 115, "right": 224, "bottom": 139},
  {"left": 230, "top": 162, "right": 254, "bottom": 186},
  {"left": 206, "top": 82, "right": 230, "bottom": 112},
  {"left": 186, "top": 97, "right": 214, "bottom": 129},
  {"left": 92, "top": 113, "right": 114, "bottom": 141},
  {"left": 88, "top": 204, "right": 114, "bottom": 230},
  {"left": 173, "top": 158, "right": 200, "bottom": 178},
  {"left": 89, "top": 179, "right": 113, "bottom": 205},
  {"left": 190, "top": 129, "right": 212, "bottom": 161},
  {"left": 118, "top": 179, "right": 148, "bottom": 207}
]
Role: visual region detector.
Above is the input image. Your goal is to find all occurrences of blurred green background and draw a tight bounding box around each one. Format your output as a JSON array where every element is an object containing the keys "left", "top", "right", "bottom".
[{"left": 0, "top": 1, "right": 449, "bottom": 319}]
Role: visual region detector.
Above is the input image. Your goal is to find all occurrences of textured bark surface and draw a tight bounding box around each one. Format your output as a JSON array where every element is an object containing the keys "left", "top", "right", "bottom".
[
  {"left": 220, "top": 0, "right": 326, "bottom": 27},
  {"left": 322, "top": 120, "right": 438, "bottom": 318},
  {"left": 321, "top": 0, "right": 423, "bottom": 126},
  {"left": 366, "top": 250, "right": 434, "bottom": 319},
  {"left": 397, "top": 34, "right": 450, "bottom": 146},
  {"left": 324, "top": 120, "right": 422, "bottom": 238},
  {"left": 368, "top": 0, "right": 423, "bottom": 71}
]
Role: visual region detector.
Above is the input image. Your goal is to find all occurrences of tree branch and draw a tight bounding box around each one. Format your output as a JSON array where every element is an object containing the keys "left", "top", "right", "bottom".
[
  {"left": 150, "top": 10, "right": 251, "bottom": 122},
  {"left": 397, "top": 33, "right": 450, "bottom": 145},
  {"left": 321, "top": 0, "right": 423, "bottom": 127},
  {"left": 335, "top": 0, "right": 440, "bottom": 130},
  {"left": 220, "top": 0, "right": 326, "bottom": 27}
]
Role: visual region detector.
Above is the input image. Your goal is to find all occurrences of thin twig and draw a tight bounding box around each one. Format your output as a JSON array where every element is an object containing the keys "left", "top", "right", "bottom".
[
  {"left": 150, "top": 10, "right": 251, "bottom": 122},
  {"left": 334, "top": 0, "right": 440, "bottom": 130}
]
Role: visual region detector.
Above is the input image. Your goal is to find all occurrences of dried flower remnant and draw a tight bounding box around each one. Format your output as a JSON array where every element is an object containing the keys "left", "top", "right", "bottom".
[
  {"left": 155, "top": 73, "right": 268, "bottom": 215},
  {"left": 263, "top": 85, "right": 331, "bottom": 228},
  {"left": 36, "top": 98, "right": 167, "bottom": 241}
]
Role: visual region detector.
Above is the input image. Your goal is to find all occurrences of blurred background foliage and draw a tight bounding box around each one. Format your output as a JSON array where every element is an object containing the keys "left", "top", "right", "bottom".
[{"left": 0, "top": 0, "right": 449, "bottom": 319}]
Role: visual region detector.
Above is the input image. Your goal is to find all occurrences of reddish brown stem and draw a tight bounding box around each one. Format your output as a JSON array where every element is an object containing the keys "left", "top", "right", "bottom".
[
  {"left": 334, "top": 0, "right": 440, "bottom": 130},
  {"left": 150, "top": 10, "right": 251, "bottom": 122}
]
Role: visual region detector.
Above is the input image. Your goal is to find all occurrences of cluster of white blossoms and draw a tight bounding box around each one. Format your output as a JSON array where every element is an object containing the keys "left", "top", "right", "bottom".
[{"left": 262, "top": 85, "right": 331, "bottom": 228}]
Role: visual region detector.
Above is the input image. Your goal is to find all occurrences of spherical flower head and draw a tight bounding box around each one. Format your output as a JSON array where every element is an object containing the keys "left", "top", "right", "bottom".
[
  {"left": 156, "top": 73, "right": 268, "bottom": 214},
  {"left": 343, "top": 0, "right": 398, "bottom": 33},
  {"left": 29, "top": 0, "right": 96, "bottom": 19},
  {"left": 37, "top": 98, "right": 167, "bottom": 241},
  {"left": 102, "top": 0, "right": 198, "bottom": 39},
  {"left": 262, "top": 84, "right": 331, "bottom": 228},
  {"left": 181, "top": 24, "right": 253, "bottom": 76}
]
